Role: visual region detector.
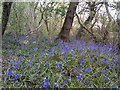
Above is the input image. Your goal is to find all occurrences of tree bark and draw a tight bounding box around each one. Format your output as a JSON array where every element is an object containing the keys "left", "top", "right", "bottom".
[
  {"left": 58, "top": 2, "right": 79, "bottom": 42},
  {"left": 2, "top": 2, "right": 13, "bottom": 35}
]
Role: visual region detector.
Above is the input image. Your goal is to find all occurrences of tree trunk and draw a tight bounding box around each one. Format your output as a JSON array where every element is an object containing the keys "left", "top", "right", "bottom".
[
  {"left": 2, "top": 2, "right": 12, "bottom": 35},
  {"left": 58, "top": 2, "right": 79, "bottom": 42},
  {"left": 76, "top": 2, "right": 96, "bottom": 40}
]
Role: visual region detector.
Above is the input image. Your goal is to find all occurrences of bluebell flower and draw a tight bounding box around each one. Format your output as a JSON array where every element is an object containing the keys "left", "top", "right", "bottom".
[
  {"left": 104, "top": 75, "right": 108, "bottom": 80},
  {"left": 17, "top": 60, "right": 22, "bottom": 65},
  {"left": 60, "top": 84, "right": 65, "bottom": 88},
  {"left": 13, "top": 65, "right": 20, "bottom": 69},
  {"left": 21, "top": 44, "right": 25, "bottom": 49},
  {"left": 46, "top": 63, "right": 50, "bottom": 67},
  {"left": 77, "top": 74, "right": 83, "bottom": 81},
  {"left": 101, "top": 59, "right": 110, "bottom": 65},
  {"left": 62, "top": 54, "right": 68, "bottom": 59},
  {"left": 35, "top": 63, "right": 39, "bottom": 66},
  {"left": 79, "top": 60, "right": 85, "bottom": 64},
  {"left": 82, "top": 82, "right": 85, "bottom": 86},
  {"left": 54, "top": 82, "right": 59, "bottom": 88},
  {"left": 14, "top": 74, "right": 20, "bottom": 81},
  {"left": 33, "top": 47, "right": 37, "bottom": 52},
  {"left": 85, "top": 67, "right": 92, "bottom": 73},
  {"left": 51, "top": 47, "right": 56, "bottom": 52},
  {"left": 56, "top": 62, "right": 63, "bottom": 69},
  {"left": 49, "top": 52, "right": 54, "bottom": 57},
  {"left": 30, "top": 58, "right": 35, "bottom": 66},
  {"left": 101, "top": 69, "right": 109, "bottom": 73},
  {"left": 89, "top": 81, "right": 93, "bottom": 86},
  {"left": 93, "top": 88, "right": 100, "bottom": 90},
  {"left": 79, "top": 65, "right": 83, "bottom": 70},
  {"left": 63, "top": 79, "right": 70, "bottom": 84},
  {"left": 44, "top": 78, "right": 50, "bottom": 87},
  {"left": 7, "top": 70, "right": 15, "bottom": 76},
  {"left": 9, "top": 60, "right": 14, "bottom": 65},
  {"left": 90, "top": 57, "right": 94, "bottom": 61},
  {"left": 110, "top": 85, "right": 117, "bottom": 88},
  {"left": 59, "top": 48, "right": 63, "bottom": 55},
  {"left": 63, "top": 47, "right": 67, "bottom": 53},
  {"left": 39, "top": 86, "right": 42, "bottom": 88}
]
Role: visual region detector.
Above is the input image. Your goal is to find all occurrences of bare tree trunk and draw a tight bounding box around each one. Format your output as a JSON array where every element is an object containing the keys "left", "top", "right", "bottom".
[
  {"left": 58, "top": 2, "right": 79, "bottom": 42},
  {"left": 2, "top": 2, "right": 12, "bottom": 35}
]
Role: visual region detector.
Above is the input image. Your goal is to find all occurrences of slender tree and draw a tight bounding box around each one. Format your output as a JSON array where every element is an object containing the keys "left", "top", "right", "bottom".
[
  {"left": 58, "top": 1, "right": 79, "bottom": 42},
  {"left": 76, "top": 2, "right": 96, "bottom": 40},
  {"left": 2, "top": 2, "right": 12, "bottom": 35}
]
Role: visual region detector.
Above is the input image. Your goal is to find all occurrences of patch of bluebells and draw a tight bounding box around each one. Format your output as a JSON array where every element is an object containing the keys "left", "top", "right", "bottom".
[{"left": 3, "top": 35, "right": 119, "bottom": 88}]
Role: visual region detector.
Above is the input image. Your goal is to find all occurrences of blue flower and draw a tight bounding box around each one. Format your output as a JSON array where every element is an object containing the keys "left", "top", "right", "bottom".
[
  {"left": 62, "top": 54, "right": 68, "bottom": 59},
  {"left": 79, "top": 65, "right": 83, "bottom": 70},
  {"left": 13, "top": 65, "right": 20, "bottom": 69},
  {"left": 85, "top": 67, "right": 92, "bottom": 73},
  {"left": 44, "top": 79, "right": 50, "bottom": 87},
  {"left": 59, "top": 48, "right": 63, "bottom": 55},
  {"left": 77, "top": 74, "right": 83, "bottom": 81},
  {"left": 46, "top": 63, "right": 50, "bottom": 67},
  {"left": 17, "top": 60, "right": 22, "bottom": 65},
  {"left": 49, "top": 52, "right": 54, "bottom": 57},
  {"left": 101, "top": 69, "right": 109, "bottom": 73},
  {"left": 21, "top": 44, "right": 25, "bottom": 49},
  {"left": 101, "top": 59, "right": 110, "bottom": 65},
  {"left": 63, "top": 79, "right": 70, "bottom": 84},
  {"left": 14, "top": 74, "right": 20, "bottom": 81},
  {"left": 89, "top": 81, "right": 93, "bottom": 86},
  {"left": 51, "top": 47, "right": 56, "bottom": 52},
  {"left": 30, "top": 58, "right": 35, "bottom": 66},
  {"left": 79, "top": 60, "right": 85, "bottom": 64},
  {"left": 35, "top": 63, "right": 39, "bottom": 66},
  {"left": 93, "top": 88, "right": 100, "bottom": 90},
  {"left": 56, "top": 62, "right": 63, "bottom": 69},
  {"left": 7, "top": 70, "right": 15, "bottom": 76},
  {"left": 54, "top": 82, "right": 59, "bottom": 88},
  {"left": 104, "top": 75, "right": 108, "bottom": 80},
  {"left": 110, "top": 85, "right": 117, "bottom": 88},
  {"left": 33, "top": 47, "right": 37, "bottom": 52},
  {"left": 90, "top": 57, "right": 94, "bottom": 61}
]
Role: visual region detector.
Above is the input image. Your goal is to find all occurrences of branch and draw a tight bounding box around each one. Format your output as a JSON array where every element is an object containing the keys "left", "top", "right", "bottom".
[
  {"left": 75, "top": 13, "right": 92, "bottom": 35},
  {"left": 104, "top": 2, "right": 112, "bottom": 22},
  {"left": 76, "top": 13, "right": 97, "bottom": 41}
]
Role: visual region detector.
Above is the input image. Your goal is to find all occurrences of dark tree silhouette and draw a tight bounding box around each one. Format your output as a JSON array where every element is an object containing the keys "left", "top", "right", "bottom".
[
  {"left": 58, "top": 1, "right": 79, "bottom": 42},
  {"left": 2, "top": 2, "right": 12, "bottom": 35}
]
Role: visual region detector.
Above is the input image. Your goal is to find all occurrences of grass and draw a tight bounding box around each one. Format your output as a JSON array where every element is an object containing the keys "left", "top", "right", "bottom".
[{"left": 2, "top": 32, "right": 120, "bottom": 88}]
